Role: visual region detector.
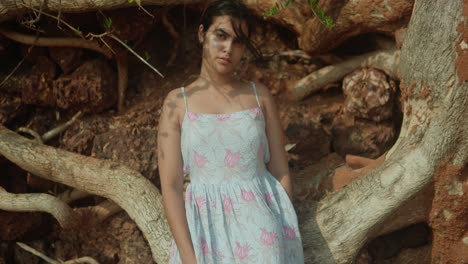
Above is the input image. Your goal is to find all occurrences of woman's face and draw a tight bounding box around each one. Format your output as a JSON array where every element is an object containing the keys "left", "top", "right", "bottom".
[{"left": 199, "top": 15, "right": 248, "bottom": 75}]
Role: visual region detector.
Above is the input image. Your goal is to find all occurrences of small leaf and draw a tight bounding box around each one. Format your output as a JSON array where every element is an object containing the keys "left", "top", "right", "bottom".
[
  {"left": 128, "top": 0, "right": 134, "bottom": 3},
  {"left": 325, "top": 17, "right": 334, "bottom": 27},
  {"left": 103, "top": 16, "right": 112, "bottom": 31},
  {"left": 312, "top": 0, "right": 319, "bottom": 9}
]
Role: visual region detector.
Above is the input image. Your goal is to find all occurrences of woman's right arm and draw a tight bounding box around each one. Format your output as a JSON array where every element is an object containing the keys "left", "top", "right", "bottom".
[{"left": 157, "top": 90, "right": 196, "bottom": 264}]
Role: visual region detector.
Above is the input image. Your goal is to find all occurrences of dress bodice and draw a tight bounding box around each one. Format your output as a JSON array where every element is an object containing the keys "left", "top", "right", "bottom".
[
  {"left": 179, "top": 82, "right": 270, "bottom": 185},
  {"left": 181, "top": 106, "right": 270, "bottom": 185}
]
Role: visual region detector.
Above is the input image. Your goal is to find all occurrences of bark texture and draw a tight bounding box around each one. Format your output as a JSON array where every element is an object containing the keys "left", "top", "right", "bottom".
[
  {"left": 0, "top": 127, "right": 171, "bottom": 263},
  {"left": 300, "top": 0, "right": 468, "bottom": 262},
  {"left": 0, "top": 186, "right": 80, "bottom": 228},
  {"left": 1, "top": 0, "right": 466, "bottom": 263},
  {"left": 290, "top": 49, "right": 399, "bottom": 101}
]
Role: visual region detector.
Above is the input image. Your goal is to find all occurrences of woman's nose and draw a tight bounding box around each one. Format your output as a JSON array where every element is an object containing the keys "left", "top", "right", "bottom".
[{"left": 223, "top": 40, "right": 233, "bottom": 54}]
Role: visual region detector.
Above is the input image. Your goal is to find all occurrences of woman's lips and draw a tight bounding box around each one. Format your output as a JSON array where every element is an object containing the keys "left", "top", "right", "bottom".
[{"left": 217, "top": 57, "right": 231, "bottom": 65}]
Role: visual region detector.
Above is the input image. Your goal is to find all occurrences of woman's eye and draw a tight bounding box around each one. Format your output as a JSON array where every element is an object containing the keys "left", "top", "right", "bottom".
[{"left": 216, "top": 33, "right": 226, "bottom": 39}]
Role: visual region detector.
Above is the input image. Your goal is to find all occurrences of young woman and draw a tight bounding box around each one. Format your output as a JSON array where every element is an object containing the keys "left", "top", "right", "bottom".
[{"left": 157, "top": 1, "right": 304, "bottom": 263}]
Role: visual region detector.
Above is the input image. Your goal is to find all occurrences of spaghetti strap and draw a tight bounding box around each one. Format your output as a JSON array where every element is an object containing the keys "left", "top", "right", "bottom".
[
  {"left": 250, "top": 81, "right": 261, "bottom": 108},
  {"left": 170, "top": 81, "right": 304, "bottom": 264},
  {"left": 181, "top": 87, "right": 188, "bottom": 113}
]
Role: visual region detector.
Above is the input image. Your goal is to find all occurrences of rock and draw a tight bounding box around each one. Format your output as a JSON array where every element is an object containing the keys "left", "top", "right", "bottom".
[
  {"left": 342, "top": 68, "right": 396, "bottom": 122},
  {"left": 53, "top": 60, "right": 117, "bottom": 113},
  {"left": 332, "top": 113, "right": 396, "bottom": 159}
]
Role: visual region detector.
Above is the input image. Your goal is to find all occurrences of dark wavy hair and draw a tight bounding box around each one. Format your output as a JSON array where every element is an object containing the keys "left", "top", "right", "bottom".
[{"left": 200, "top": 0, "right": 261, "bottom": 59}]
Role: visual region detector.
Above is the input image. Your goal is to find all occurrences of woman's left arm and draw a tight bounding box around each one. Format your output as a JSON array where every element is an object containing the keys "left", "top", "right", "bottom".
[{"left": 256, "top": 82, "right": 293, "bottom": 201}]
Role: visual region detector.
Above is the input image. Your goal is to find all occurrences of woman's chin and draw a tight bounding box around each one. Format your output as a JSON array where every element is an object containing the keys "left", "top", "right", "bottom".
[{"left": 215, "top": 65, "right": 235, "bottom": 75}]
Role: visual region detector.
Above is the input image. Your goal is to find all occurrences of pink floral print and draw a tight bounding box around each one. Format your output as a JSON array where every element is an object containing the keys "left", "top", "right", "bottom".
[
  {"left": 195, "top": 196, "right": 206, "bottom": 209},
  {"left": 241, "top": 189, "right": 255, "bottom": 202},
  {"left": 283, "top": 225, "right": 298, "bottom": 240},
  {"left": 187, "top": 112, "right": 199, "bottom": 121},
  {"left": 169, "top": 83, "right": 304, "bottom": 263},
  {"left": 223, "top": 195, "right": 233, "bottom": 212},
  {"left": 201, "top": 238, "right": 210, "bottom": 255},
  {"left": 235, "top": 242, "right": 251, "bottom": 259},
  {"left": 260, "top": 228, "right": 278, "bottom": 247},
  {"left": 193, "top": 150, "right": 207, "bottom": 168},
  {"left": 265, "top": 192, "right": 274, "bottom": 206},
  {"left": 216, "top": 113, "right": 231, "bottom": 121},
  {"left": 224, "top": 150, "right": 241, "bottom": 168},
  {"left": 250, "top": 107, "right": 262, "bottom": 118}
]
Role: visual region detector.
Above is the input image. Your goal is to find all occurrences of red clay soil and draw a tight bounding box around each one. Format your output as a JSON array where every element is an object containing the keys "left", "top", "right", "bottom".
[
  {"left": 330, "top": 153, "right": 386, "bottom": 191},
  {"left": 429, "top": 163, "right": 468, "bottom": 264}
]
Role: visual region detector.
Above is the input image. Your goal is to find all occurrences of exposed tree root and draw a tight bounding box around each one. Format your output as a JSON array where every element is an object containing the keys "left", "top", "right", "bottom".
[
  {"left": 0, "top": 29, "right": 112, "bottom": 58},
  {"left": 289, "top": 49, "right": 400, "bottom": 101},
  {"left": 17, "top": 127, "right": 42, "bottom": 143},
  {"left": 82, "top": 200, "right": 122, "bottom": 224},
  {"left": 0, "top": 126, "right": 171, "bottom": 263},
  {"left": 0, "top": 186, "right": 80, "bottom": 228},
  {"left": 58, "top": 189, "right": 90, "bottom": 203},
  {"left": 18, "top": 111, "right": 83, "bottom": 144},
  {"left": 41, "top": 111, "right": 83, "bottom": 141}
]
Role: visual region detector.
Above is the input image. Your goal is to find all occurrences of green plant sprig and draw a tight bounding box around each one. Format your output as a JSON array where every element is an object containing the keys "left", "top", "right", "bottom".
[{"left": 264, "top": 0, "right": 334, "bottom": 28}]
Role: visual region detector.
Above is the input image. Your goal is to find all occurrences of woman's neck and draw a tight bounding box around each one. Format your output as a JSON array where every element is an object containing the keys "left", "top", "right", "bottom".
[{"left": 199, "top": 62, "right": 236, "bottom": 89}]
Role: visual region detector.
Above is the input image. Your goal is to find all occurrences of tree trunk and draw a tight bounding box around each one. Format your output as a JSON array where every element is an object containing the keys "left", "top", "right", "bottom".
[
  {"left": 299, "top": 0, "right": 468, "bottom": 262},
  {"left": 0, "top": 0, "right": 466, "bottom": 263}
]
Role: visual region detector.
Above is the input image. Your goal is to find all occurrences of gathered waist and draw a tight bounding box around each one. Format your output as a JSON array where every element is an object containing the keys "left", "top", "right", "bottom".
[{"left": 187, "top": 169, "right": 271, "bottom": 187}]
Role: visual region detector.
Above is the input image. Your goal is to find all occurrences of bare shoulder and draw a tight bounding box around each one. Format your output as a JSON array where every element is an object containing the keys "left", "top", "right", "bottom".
[
  {"left": 254, "top": 82, "right": 271, "bottom": 96},
  {"left": 251, "top": 81, "right": 275, "bottom": 108},
  {"left": 160, "top": 87, "right": 186, "bottom": 126}
]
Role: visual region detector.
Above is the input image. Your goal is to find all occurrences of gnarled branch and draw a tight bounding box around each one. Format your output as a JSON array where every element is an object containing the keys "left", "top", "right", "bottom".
[
  {"left": 0, "top": 186, "right": 80, "bottom": 228},
  {"left": 0, "top": 126, "right": 171, "bottom": 263}
]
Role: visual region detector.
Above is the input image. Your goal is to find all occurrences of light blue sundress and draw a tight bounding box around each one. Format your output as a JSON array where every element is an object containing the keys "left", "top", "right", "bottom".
[{"left": 168, "top": 82, "right": 304, "bottom": 263}]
